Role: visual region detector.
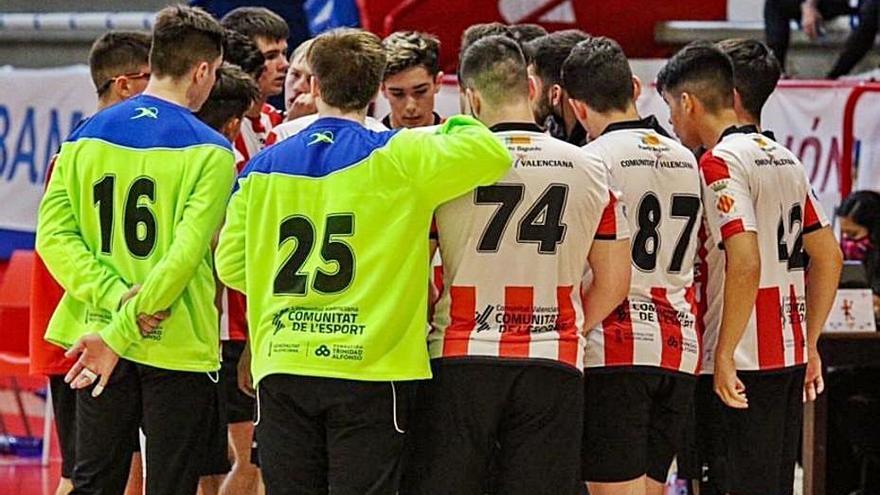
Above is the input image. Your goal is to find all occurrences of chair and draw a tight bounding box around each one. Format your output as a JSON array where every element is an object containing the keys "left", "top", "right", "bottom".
[{"left": 0, "top": 250, "right": 52, "bottom": 466}]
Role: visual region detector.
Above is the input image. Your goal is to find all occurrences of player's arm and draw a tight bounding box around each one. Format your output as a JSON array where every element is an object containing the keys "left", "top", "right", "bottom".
[
  {"left": 583, "top": 190, "right": 631, "bottom": 330},
  {"left": 35, "top": 151, "right": 130, "bottom": 313},
  {"left": 701, "top": 151, "right": 759, "bottom": 409},
  {"left": 715, "top": 231, "right": 760, "bottom": 408},
  {"left": 801, "top": 194, "right": 843, "bottom": 401},
  {"left": 583, "top": 239, "right": 631, "bottom": 330},
  {"left": 99, "top": 148, "right": 236, "bottom": 354},
  {"left": 215, "top": 178, "right": 249, "bottom": 294},
  {"left": 392, "top": 115, "right": 512, "bottom": 206}
]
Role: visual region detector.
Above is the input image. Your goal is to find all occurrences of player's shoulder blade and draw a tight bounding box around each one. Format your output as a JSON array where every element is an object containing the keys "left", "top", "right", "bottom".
[
  {"left": 70, "top": 94, "right": 230, "bottom": 151},
  {"left": 243, "top": 116, "right": 400, "bottom": 180}
]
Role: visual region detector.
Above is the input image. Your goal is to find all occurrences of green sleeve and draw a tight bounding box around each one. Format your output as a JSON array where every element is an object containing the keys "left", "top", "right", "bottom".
[
  {"left": 215, "top": 179, "right": 248, "bottom": 294},
  {"left": 35, "top": 150, "right": 129, "bottom": 313},
  {"left": 391, "top": 115, "right": 512, "bottom": 207},
  {"left": 100, "top": 148, "right": 235, "bottom": 353}
]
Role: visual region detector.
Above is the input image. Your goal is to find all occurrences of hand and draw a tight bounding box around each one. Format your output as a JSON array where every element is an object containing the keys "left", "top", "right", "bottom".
[
  {"left": 286, "top": 93, "right": 317, "bottom": 121},
  {"left": 801, "top": 4, "right": 823, "bottom": 39},
  {"left": 804, "top": 349, "right": 825, "bottom": 402},
  {"left": 714, "top": 353, "right": 748, "bottom": 408},
  {"left": 119, "top": 283, "right": 170, "bottom": 336},
  {"left": 64, "top": 333, "right": 120, "bottom": 397},
  {"left": 137, "top": 311, "right": 170, "bottom": 337},
  {"left": 237, "top": 342, "right": 255, "bottom": 398}
]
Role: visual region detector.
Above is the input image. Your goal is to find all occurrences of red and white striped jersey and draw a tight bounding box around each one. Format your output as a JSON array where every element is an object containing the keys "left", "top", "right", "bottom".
[
  {"left": 699, "top": 126, "right": 829, "bottom": 372},
  {"left": 222, "top": 104, "right": 281, "bottom": 341},
  {"left": 583, "top": 117, "right": 703, "bottom": 375},
  {"left": 428, "top": 122, "right": 628, "bottom": 371},
  {"left": 233, "top": 103, "right": 283, "bottom": 169}
]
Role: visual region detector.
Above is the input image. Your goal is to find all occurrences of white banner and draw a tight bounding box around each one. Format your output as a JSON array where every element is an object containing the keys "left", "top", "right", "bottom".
[{"left": 0, "top": 65, "right": 95, "bottom": 235}]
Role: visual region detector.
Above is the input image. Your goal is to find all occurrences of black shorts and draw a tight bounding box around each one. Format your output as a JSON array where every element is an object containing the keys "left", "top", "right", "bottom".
[
  {"left": 73, "top": 359, "right": 223, "bottom": 494},
  {"left": 49, "top": 375, "right": 78, "bottom": 479},
  {"left": 49, "top": 374, "right": 141, "bottom": 480},
  {"left": 674, "top": 383, "right": 703, "bottom": 482},
  {"left": 694, "top": 367, "right": 806, "bottom": 495},
  {"left": 693, "top": 374, "right": 725, "bottom": 495},
  {"left": 201, "top": 371, "right": 231, "bottom": 476},
  {"left": 401, "top": 360, "right": 584, "bottom": 495},
  {"left": 256, "top": 373, "right": 418, "bottom": 495},
  {"left": 582, "top": 368, "right": 696, "bottom": 483},
  {"left": 221, "top": 340, "right": 256, "bottom": 424}
]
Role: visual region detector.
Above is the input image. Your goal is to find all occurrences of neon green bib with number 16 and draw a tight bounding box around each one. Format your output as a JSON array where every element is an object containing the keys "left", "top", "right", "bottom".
[
  {"left": 36, "top": 94, "right": 235, "bottom": 372},
  {"left": 215, "top": 116, "right": 510, "bottom": 384}
]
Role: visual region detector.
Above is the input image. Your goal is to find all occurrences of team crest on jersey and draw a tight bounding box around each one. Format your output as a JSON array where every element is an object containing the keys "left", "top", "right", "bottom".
[
  {"left": 710, "top": 180, "right": 729, "bottom": 192},
  {"left": 752, "top": 136, "right": 776, "bottom": 153},
  {"left": 638, "top": 133, "right": 668, "bottom": 152},
  {"left": 716, "top": 194, "right": 735, "bottom": 214},
  {"left": 505, "top": 136, "right": 532, "bottom": 146}
]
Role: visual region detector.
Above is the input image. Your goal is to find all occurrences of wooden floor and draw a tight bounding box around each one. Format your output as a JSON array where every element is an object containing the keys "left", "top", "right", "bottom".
[{"left": 0, "top": 458, "right": 62, "bottom": 495}]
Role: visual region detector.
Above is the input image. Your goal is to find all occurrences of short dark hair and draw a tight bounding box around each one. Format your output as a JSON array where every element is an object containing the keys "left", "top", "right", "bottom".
[
  {"left": 525, "top": 29, "right": 590, "bottom": 86},
  {"left": 838, "top": 190, "right": 880, "bottom": 246},
  {"left": 223, "top": 29, "right": 266, "bottom": 80},
  {"left": 150, "top": 5, "right": 225, "bottom": 79},
  {"left": 196, "top": 63, "right": 260, "bottom": 132},
  {"left": 309, "top": 29, "right": 386, "bottom": 112},
  {"left": 460, "top": 23, "right": 513, "bottom": 55},
  {"left": 563, "top": 36, "right": 633, "bottom": 113},
  {"left": 460, "top": 35, "right": 528, "bottom": 105},
  {"left": 88, "top": 31, "right": 152, "bottom": 93},
  {"left": 221, "top": 7, "right": 289, "bottom": 42},
  {"left": 656, "top": 42, "right": 734, "bottom": 113},
  {"left": 508, "top": 24, "right": 548, "bottom": 45},
  {"left": 716, "top": 38, "right": 781, "bottom": 120},
  {"left": 383, "top": 31, "right": 441, "bottom": 78}
]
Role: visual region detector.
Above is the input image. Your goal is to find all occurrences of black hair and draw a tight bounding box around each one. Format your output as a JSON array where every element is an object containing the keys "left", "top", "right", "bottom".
[
  {"left": 656, "top": 41, "right": 735, "bottom": 113},
  {"left": 716, "top": 38, "right": 781, "bottom": 120},
  {"left": 562, "top": 36, "right": 633, "bottom": 113},
  {"left": 838, "top": 190, "right": 880, "bottom": 246}
]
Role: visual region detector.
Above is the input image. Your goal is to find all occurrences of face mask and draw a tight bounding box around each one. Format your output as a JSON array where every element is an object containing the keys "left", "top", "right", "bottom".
[{"left": 841, "top": 235, "right": 872, "bottom": 261}]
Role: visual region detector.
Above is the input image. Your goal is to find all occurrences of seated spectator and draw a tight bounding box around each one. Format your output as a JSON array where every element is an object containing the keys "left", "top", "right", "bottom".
[
  {"left": 764, "top": 0, "right": 879, "bottom": 78},
  {"left": 838, "top": 190, "right": 880, "bottom": 314}
]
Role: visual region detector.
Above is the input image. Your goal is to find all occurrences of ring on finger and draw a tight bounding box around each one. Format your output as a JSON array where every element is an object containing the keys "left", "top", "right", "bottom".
[{"left": 81, "top": 368, "right": 98, "bottom": 382}]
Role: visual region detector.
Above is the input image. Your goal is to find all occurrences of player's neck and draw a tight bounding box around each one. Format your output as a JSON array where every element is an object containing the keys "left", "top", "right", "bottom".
[
  {"left": 247, "top": 96, "right": 268, "bottom": 118},
  {"left": 96, "top": 95, "right": 121, "bottom": 112},
  {"left": 316, "top": 104, "right": 367, "bottom": 125},
  {"left": 476, "top": 101, "right": 534, "bottom": 129},
  {"left": 736, "top": 112, "right": 762, "bottom": 131},
  {"left": 142, "top": 78, "right": 196, "bottom": 110},
  {"left": 698, "top": 109, "right": 741, "bottom": 149},
  {"left": 593, "top": 106, "right": 641, "bottom": 137}
]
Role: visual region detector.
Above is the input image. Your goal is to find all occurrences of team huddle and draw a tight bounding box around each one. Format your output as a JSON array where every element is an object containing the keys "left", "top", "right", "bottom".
[{"left": 30, "top": 4, "right": 843, "bottom": 495}]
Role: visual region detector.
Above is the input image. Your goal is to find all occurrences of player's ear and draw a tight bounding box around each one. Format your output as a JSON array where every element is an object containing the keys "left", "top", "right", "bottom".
[
  {"left": 732, "top": 88, "right": 746, "bottom": 118},
  {"left": 222, "top": 116, "right": 242, "bottom": 142},
  {"left": 568, "top": 99, "right": 589, "bottom": 124},
  {"left": 550, "top": 84, "right": 563, "bottom": 106},
  {"left": 194, "top": 61, "right": 210, "bottom": 85},
  {"left": 631, "top": 76, "right": 642, "bottom": 102},
  {"left": 527, "top": 75, "right": 537, "bottom": 101},
  {"left": 434, "top": 71, "right": 444, "bottom": 93},
  {"left": 114, "top": 76, "right": 131, "bottom": 99},
  {"left": 466, "top": 87, "right": 480, "bottom": 119},
  {"left": 310, "top": 76, "right": 321, "bottom": 101},
  {"left": 681, "top": 92, "right": 695, "bottom": 115}
]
